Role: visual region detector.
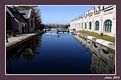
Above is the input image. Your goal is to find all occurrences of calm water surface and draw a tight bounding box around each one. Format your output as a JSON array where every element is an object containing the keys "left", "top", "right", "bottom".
[{"left": 6, "top": 32, "right": 92, "bottom": 74}]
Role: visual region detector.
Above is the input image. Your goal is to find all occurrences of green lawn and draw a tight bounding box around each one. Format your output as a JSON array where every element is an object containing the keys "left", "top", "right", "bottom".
[{"left": 78, "top": 30, "right": 115, "bottom": 43}]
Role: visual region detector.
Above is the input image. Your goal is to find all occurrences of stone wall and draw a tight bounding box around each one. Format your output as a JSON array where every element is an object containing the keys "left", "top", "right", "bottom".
[{"left": 72, "top": 32, "right": 115, "bottom": 74}]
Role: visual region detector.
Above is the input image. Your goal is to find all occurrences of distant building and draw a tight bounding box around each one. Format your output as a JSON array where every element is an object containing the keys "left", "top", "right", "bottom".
[
  {"left": 6, "top": 6, "right": 27, "bottom": 34},
  {"left": 69, "top": 5, "right": 116, "bottom": 37}
]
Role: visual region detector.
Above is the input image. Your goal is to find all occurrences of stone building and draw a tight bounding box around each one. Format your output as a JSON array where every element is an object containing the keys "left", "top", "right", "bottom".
[
  {"left": 69, "top": 5, "right": 116, "bottom": 37},
  {"left": 6, "top": 6, "right": 27, "bottom": 34},
  {"left": 19, "top": 9, "right": 35, "bottom": 33}
]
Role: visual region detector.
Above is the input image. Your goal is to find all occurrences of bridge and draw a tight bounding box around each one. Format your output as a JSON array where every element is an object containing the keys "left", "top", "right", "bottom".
[{"left": 43, "top": 28, "right": 69, "bottom": 33}]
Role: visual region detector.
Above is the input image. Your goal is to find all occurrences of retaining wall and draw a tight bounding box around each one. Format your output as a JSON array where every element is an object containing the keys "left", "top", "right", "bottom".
[{"left": 72, "top": 32, "right": 115, "bottom": 74}]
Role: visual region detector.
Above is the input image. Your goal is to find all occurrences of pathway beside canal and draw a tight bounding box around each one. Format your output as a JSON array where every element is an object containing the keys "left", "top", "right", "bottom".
[
  {"left": 6, "top": 31, "right": 43, "bottom": 51},
  {"left": 6, "top": 33, "right": 36, "bottom": 47}
]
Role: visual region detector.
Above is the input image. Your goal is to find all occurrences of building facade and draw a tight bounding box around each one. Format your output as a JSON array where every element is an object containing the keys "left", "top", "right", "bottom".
[
  {"left": 19, "top": 9, "right": 35, "bottom": 33},
  {"left": 6, "top": 6, "right": 36, "bottom": 34},
  {"left": 69, "top": 5, "right": 116, "bottom": 37},
  {"left": 6, "top": 6, "right": 28, "bottom": 34}
]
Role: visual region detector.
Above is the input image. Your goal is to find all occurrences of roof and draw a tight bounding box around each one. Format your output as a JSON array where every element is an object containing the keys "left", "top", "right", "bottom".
[
  {"left": 6, "top": 6, "right": 26, "bottom": 22},
  {"left": 6, "top": 7, "right": 14, "bottom": 17},
  {"left": 19, "top": 9, "right": 32, "bottom": 19}
]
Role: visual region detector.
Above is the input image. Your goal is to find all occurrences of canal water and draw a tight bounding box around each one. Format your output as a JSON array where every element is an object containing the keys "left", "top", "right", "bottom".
[{"left": 6, "top": 30, "right": 92, "bottom": 74}]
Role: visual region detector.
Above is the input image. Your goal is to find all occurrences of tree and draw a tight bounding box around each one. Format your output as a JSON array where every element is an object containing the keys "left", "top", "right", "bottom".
[
  {"left": 34, "top": 8, "right": 43, "bottom": 30},
  {"left": 63, "top": 24, "right": 70, "bottom": 29},
  {"left": 16, "top": 6, "right": 36, "bottom": 10}
]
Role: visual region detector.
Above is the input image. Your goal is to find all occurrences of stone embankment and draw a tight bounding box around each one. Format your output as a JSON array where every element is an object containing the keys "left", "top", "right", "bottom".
[
  {"left": 6, "top": 31, "right": 43, "bottom": 51},
  {"left": 72, "top": 31, "right": 115, "bottom": 74}
]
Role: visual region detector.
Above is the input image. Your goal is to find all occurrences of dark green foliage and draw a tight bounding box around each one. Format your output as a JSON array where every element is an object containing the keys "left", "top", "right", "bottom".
[
  {"left": 63, "top": 24, "right": 70, "bottom": 29},
  {"left": 16, "top": 6, "right": 33, "bottom": 10}
]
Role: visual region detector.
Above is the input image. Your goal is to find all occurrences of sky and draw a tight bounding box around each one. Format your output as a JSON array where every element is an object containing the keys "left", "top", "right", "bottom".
[{"left": 37, "top": 5, "right": 94, "bottom": 25}]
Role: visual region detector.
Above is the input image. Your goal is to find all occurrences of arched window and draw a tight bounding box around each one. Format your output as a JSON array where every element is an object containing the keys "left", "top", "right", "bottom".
[
  {"left": 104, "top": 20, "right": 112, "bottom": 32},
  {"left": 89, "top": 22, "right": 92, "bottom": 30},
  {"left": 85, "top": 22, "right": 87, "bottom": 29},
  {"left": 95, "top": 21, "right": 99, "bottom": 30},
  {"left": 82, "top": 23, "right": 83, "bottom": 28}
]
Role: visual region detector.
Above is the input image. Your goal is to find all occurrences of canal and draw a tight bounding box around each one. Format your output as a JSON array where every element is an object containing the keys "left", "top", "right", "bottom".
[{"left": 6, "top": 30, "right": 92, "bottom": 74}]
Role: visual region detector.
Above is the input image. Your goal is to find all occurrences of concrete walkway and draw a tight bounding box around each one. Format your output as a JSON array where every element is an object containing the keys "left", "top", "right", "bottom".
[{"left": 6, "top": 33, "right": 36, "bottom": 48}]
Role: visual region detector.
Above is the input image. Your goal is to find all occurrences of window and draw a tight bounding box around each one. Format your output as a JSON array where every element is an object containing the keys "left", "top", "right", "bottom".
[
  {"left": 104, "top": 20, "right": 112, "bottom": 32},
  {"left": 89, "top": 22, "right": 92, "bottom": 30},
  {"left": 85, "top": 22, "right": 87, "bottom": 29},
  {"left": 79, "top": 23, "right": 81, "bottom": 28},
  {"left": 82, "top": 23, "right": 83, "bottom": 28},
  {"left": 95, "top": 21, "right": 99, "bottom": 30}
]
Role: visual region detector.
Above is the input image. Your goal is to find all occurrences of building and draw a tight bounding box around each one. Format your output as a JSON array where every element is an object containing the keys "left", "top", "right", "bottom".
[
  {"left": 69, "top": 5, "right": 116, "bottom": 37},
  {"left": 19, "top": 9, "right": 35, "bottom": 33},
  {"left": 6, "top": 6, "right": 28, "bottom": 34}
]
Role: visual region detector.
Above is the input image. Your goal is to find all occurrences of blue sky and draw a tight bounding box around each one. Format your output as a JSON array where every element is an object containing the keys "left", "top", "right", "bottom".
[{"left": 37, "top": 5, "right": 94, "bottom": 24}]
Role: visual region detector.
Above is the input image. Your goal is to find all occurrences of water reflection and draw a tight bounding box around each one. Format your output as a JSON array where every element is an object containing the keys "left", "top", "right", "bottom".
[
  {"left": 7, "top": 35, "right": 42, "bottom": 61},
  {"left": 6, "top": 29, "right": 114, "bottom": 74}
]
